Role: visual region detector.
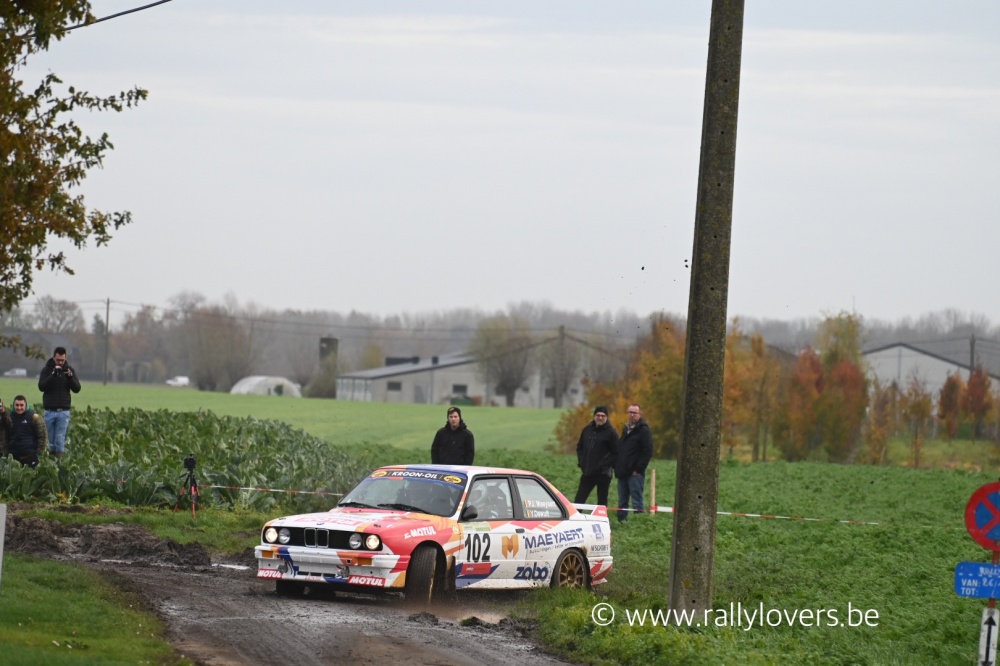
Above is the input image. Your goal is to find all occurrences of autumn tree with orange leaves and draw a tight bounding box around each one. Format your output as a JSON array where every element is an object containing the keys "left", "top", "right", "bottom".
[
  {"left": 937, "top": 372, "right": 965, "bottom": 440},
  {"left": 772, "top": 347, "right": 823, "bottom": 461},
  {"left": 722, "top": 320, "right": 754, "bottom": 458},
  {"left": 816, "top": 359, "right": 868, "bottom": 462},
  {"left": 865, "top": 378, "right": 896, "bottom": 465},
  {"left": 901, "top": 372, "right": 933, "bottom": 467},
  {"left": 962, "top": 366, "right": 992, "bottom": 441}
]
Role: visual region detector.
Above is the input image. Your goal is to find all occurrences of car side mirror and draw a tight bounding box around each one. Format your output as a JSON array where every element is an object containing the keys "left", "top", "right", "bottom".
[{"left": 461, "top": 505, "right": 479, "bottom": 521}]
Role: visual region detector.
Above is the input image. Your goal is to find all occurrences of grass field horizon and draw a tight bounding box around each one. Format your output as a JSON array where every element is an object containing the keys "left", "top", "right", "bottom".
[{"left": 0, "top": 378, "right": 565, "bottom": 451}]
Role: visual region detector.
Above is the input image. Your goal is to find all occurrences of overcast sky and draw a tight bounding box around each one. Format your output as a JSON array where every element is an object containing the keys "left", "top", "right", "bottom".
[{"left": 21, "top": 1, "right": 1000, "bottom": 328}]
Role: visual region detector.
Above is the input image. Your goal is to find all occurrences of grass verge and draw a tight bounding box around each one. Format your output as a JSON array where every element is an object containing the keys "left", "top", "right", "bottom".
[{"left": 0, "top": 553, "right": 187, "bottom": 666}]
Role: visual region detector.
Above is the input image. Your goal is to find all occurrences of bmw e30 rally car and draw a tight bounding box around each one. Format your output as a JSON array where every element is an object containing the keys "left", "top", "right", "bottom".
[{"left": 255, "top": 464, "right": 613, "bottom": 602}]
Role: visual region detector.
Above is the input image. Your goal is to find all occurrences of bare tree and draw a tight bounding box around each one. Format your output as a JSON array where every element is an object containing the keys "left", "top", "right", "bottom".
[
  {"left": 468, "top": 315, "right": 534, "bottom": 407},
  {"left": 536, "top": 326, "right": 582, "bottom": 408},
  {"left": 32, "top": 295, "right": 85, "bottom": 333}
]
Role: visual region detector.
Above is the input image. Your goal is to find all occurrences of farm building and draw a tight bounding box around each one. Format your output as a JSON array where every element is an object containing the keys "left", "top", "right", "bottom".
[
  {"left": 336, "top": 352, "right": 587, "bottom": 408},
  {"left": 862, "top": 337, "right": 1000, "bottom": 395}
]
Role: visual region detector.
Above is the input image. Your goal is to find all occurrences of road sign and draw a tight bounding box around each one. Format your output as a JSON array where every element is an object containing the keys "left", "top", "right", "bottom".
[
  {"left": 982, "top": 608, "right": 999, "bottom": 666},
  {"left": 965, "top": 483, "right": 1000, "bottom": 551},
  {"left": 955, "top": 562, "right": 1000, "bottom": 598}
]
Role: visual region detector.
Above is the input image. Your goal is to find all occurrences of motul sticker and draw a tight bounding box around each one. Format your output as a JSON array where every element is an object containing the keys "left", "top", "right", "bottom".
[
  {"left": 257, "top": 569, "right": 283, "bottom": 579},
  {"left": 348, "top": 575, "right": 385, "bottom": 587}
]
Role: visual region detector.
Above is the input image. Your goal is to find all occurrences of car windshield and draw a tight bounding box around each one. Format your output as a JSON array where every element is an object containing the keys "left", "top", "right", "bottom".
[{"left": 338, "top": 469, "right": 467, "bottom": 517}]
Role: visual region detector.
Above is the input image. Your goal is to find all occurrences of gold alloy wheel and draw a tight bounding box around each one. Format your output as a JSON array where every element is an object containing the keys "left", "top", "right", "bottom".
[{"left": 553, "top": 550, "right": 587, "bottom": 588}]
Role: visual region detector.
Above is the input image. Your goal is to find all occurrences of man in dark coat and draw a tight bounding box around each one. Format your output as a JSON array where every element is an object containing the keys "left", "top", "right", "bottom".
[
  {"left": 37, "top": 346, "right": 81, "bottom": 459},
  {"left": 573, "top": 406, "right": 618, "bottom": 506},
  {"left": 615, "top": 403, "right": 653, "bottom": 522},
  {"left": 4, "top": 395, "right": 48, "bottom": 468},
  {"left": 431, "top": 406, "right": 475, "bottom": 465}
]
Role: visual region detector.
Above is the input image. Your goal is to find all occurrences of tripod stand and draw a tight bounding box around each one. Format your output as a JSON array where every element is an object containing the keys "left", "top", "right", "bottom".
[{"left": 174, "top": 466, "right": 201, "bottom": 519}]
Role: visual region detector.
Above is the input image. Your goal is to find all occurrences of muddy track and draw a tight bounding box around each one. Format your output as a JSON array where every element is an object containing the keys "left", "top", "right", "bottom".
[{"left": 5, "top": 513, "right": 574, "bottom": 665}]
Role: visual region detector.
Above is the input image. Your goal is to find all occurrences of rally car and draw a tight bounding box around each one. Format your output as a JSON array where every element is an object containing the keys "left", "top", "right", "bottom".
[{"left": 255, "top": 464, "right": 613, "bottom": 602}]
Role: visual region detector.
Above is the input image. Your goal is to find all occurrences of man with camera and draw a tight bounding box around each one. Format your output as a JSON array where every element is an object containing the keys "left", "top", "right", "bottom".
[{"left": 37, "top": 346, "right": 82, "bottom": 460}]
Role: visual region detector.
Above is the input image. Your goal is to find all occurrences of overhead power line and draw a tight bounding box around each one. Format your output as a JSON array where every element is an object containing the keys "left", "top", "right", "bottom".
[{"left": 65, "top": 0, "right": 175, "bottom": 32}]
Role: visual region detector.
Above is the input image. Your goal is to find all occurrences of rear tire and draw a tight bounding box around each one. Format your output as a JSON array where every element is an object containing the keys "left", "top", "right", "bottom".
[
  {"left": 405, "top": 546, "right": 438, "bottom": 605},
  {"left": 551, "top": 550, "right": 589, "bottom": 589}
]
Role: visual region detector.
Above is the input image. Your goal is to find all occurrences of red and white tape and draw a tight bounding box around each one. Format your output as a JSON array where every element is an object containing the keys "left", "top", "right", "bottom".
[{"left": 205, "top": 484, "right": 343, "bottom": 497}]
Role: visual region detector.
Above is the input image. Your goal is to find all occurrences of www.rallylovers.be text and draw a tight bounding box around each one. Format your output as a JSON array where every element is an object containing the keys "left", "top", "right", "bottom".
[{"left": 626, "top": 602, "right": 879, "bottom": 630}]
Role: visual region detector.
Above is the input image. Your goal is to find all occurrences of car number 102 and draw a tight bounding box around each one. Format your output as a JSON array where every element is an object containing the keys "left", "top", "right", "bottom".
[{"left": 464, "top": 533, "right": 491, "bottom": 562}]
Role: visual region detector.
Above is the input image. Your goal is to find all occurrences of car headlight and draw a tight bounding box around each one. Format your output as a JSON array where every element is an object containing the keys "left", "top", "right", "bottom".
[
  {"left": 349, "top": 533, "right": 363, "bottom": 549},
  {"left": 278, "top": 528, "right": 291, "bottom": 544},
  {"left": 264, "top": 527, "right": 278, "bottom": 543},
  {"left": 364, "top": 534, "right": 381, "bottom": 550}
]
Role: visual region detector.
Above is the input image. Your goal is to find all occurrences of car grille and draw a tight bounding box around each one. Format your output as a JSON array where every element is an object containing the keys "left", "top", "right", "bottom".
[{"left": 264, "top": 527, "right": 382, "bottom": 551}]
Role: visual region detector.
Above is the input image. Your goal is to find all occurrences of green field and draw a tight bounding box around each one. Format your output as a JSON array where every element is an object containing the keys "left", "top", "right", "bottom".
[{"left": 0, "top": 378, "right": 563, "bottom": 451}]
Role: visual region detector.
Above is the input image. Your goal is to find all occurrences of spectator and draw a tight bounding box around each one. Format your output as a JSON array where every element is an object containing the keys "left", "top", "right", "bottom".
[
  {"left": 4, "top": 395, "right": 47, "bottom": 468},
  {"left": 615, "top": 403, "right": 653, "bottom": 523},
  {"left": 431, "top": 406, "right": 475, "bottom": 465},
  {"left": 0, "top": 397, "right": 9, "bottom": 456},
  {"left": 38, "top": 345, "right": 81, "bottom": 460},
  {"left": 573, "top": 406, "right": 618, "bottom": 507}
]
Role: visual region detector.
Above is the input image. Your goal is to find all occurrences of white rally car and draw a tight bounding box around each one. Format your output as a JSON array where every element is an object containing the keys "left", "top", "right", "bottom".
[{"left": 255, "top": 464, "right": 613, "bottom": 602}]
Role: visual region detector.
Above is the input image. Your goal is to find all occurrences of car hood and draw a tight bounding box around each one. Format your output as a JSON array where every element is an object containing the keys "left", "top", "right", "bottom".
[{"left": 266, "top": 508, "right": 451, "bottom": 532}]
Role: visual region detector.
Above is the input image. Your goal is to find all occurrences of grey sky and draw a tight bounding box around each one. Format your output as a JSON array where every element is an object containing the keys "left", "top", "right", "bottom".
[{"left": 23, "top": 1, "right": 1000, "bottom": 327}]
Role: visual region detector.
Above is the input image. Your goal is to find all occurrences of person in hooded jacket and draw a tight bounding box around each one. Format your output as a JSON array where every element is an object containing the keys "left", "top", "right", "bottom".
[
  {"left": 431, "top": 406, "right": 475, "bottom": 465},
  {"left": 615, "top": 403, "right": 653, "bottom": 522},
  {"left": 4, "top": 395, "right": 48, "bottom": 468},
  {"left": 573, "top": 405, "right": 618, "bottom": 507}
]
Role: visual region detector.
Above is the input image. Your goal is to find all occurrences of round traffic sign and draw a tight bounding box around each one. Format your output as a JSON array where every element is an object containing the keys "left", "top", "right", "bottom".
[{"left": 965, "top": 482, "right": 1000, "bottom": 551}]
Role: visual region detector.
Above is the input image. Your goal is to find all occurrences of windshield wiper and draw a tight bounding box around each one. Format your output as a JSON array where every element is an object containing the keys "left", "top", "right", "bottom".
[
  {"left": 337, "top": 501, "right": 379, "bottom": 509},
  {"left": 378, "top": 502, "right": 427, "bottom": 513}
]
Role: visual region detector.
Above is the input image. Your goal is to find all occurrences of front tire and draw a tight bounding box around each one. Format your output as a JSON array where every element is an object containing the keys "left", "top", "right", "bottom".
[
  {"left": 405, "top": 546, "right": 438, "bottom": 604},
  {"left": 551, "top": 550, "right": 589, "bottom": 589},
  {"left": 276, "top": 580, "right": 303, "bottom": 597}
]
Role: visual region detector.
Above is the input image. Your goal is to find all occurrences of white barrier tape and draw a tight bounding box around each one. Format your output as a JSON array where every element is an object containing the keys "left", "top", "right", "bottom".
[
  {"left": 575, "top": 502, "right": 955, "bottom": 529},
  {"left": 206, "top": 484, "right": 343, "bottom": 497}
]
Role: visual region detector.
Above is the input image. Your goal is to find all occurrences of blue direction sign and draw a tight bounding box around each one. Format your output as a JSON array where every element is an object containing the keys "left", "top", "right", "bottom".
[{"left": 955, "top": 562, "right": 1000, "bottom": 598}]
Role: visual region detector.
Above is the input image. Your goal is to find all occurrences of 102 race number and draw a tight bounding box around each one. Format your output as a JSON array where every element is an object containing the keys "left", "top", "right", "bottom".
[{"left": 464, "top": 533, "right": 492, "bottom": 562}]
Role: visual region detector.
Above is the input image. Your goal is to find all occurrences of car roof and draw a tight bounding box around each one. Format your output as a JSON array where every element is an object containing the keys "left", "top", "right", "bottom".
[{"left": 379, "top": 464, "right": 540, "bottom": 477}]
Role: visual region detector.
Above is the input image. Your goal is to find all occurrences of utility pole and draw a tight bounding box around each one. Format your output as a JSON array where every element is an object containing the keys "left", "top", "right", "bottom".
[
  {"left": 668, "top": 0, "right": 744, "bottom": 618},
  {"left": 102, "top": 297, "right": 110, "bottom": 385},
  {"left": 971, "top": 334, "right": 976, "bottom": 375}
]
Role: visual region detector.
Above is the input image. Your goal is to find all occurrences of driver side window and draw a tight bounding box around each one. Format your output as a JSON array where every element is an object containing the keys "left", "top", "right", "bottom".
[{"left": 466, "top": 478, "right": 514, "bottom": 521}]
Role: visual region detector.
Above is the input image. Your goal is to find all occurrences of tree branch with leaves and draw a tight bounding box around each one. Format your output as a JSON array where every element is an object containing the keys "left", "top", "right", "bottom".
[{"left": 0, "top": 2, "right": 146, "bottom": 351}]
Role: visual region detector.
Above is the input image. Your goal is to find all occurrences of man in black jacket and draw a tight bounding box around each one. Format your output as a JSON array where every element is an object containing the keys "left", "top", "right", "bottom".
[
  {"left": 37, "top": 346, "right": 81, "bottom": 459},
  {"left": 431, "top": 406, "right": 475, "bottom": 465},
  {"left": 4, "top": 395, "right": 48, "bottom": 468},
  {"left": 615, "top": 403, "right": 653, "bottom": 523},
  {"left": 574, "top": 406, "right": 618, "bottom": 507}
]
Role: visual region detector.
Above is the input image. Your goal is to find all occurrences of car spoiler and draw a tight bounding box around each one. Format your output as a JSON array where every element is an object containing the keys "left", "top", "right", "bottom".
[{"left": 571, "top": 503, "right": 609, "bottom": 518}]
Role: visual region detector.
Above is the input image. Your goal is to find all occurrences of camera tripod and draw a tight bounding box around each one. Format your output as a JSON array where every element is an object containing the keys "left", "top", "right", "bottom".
[{"left": 173, "top": 467, "right": 201, "bottom": 519}]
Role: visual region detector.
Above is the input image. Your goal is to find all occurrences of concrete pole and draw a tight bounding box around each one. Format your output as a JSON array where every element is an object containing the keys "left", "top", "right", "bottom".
[{"left": 668, "top": 0, "right": 744, "bottom": 617}]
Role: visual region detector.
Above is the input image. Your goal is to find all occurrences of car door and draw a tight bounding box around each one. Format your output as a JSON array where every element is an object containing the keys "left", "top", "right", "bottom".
[
  {"left": 511, "top": 475, "right": 580, "bottom": 586},
  {"left": 456, "top": 476, "right": 525, "bottom": 588}
]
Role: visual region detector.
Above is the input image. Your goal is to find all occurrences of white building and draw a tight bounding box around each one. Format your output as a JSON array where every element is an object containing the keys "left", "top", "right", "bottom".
[
  {"left": 863, "top": 337, "right": 1000, "bottom": 396},
  {"left": 336, "top": 352, "right": 586, "bottom": 408}
]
